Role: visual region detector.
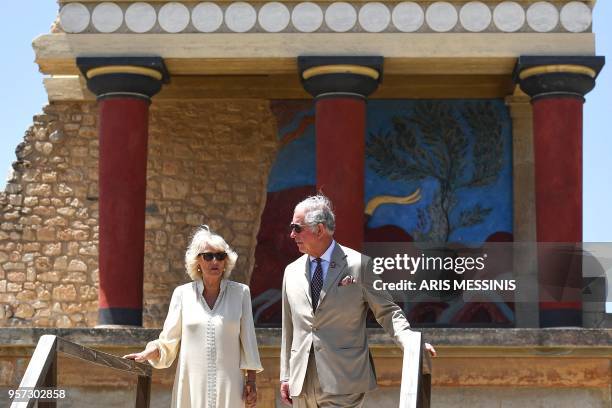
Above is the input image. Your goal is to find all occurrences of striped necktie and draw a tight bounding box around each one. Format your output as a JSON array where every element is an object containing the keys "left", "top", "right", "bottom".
[{"left": 311, "top": 258, "right": 323, "bottom": 310}]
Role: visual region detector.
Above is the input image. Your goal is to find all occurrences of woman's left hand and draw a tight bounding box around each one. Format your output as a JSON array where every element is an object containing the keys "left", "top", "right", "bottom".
[{"left": 243, "top": 381, "right": 257, "bottom": 408}]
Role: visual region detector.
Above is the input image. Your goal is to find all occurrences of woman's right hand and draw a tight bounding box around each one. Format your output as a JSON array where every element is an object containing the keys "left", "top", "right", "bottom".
[{"left": 123, "top": 344, "right": 160, "bottom": 363}]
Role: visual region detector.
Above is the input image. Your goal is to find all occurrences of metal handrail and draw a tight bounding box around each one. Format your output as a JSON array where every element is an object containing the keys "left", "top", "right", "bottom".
[{"left": 10, "top": 335, "right": 152, "bottom": 408}]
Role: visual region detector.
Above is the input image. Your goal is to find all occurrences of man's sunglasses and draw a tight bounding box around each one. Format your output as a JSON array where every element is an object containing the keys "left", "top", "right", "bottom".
[
  {"left": 289, "top": 223, "right": 306, "bottom": 233},
  {"left": 199, "top": 252, "right": 228, "bottom": 261}
]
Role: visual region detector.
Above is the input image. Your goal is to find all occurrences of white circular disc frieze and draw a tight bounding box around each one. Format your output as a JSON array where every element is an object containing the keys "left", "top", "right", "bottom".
[
  {"left": 192, "top": 2, "right": 224, "bottom": 32},
  {"left": 225, "top": 2, "right": 257, "bottom": 32},
  {"left": 392, "top": 2, "right": 424, "bottom": 32},
  {"left": 325, "top": 2, "right": 357, "bottom": 32},
  {"left": 292, "top": 2, "right": 323, "bottom": 32},
  {"left": 60, "top": 3, "right": 91, "bottom": 33},
  {"left": 259, "top": 2, "right": 291, "bottom": 33},
  {"left": 125, "top": 2, "right": 156, "bottom": 33},
  {"left": 158, "top": 2, "right": 190, "bottom": 33},
  {"left": 359, "top": 3, "right": 391, "bottom": 33},
  {"left": 560, "top": 2, "right": 592, "bottom": 33},
  {"left": 426, "top": 2, "right": 458, "bottom": 32},
  {"left": 92, "top": 2, "right": 123, "bottom": 33},
  {"left": 460, "top": 2, "right": 491, "bottom": 32},
  {"left": 527, "top": 2, "right": 558, "bottom": 32},
  {"left": 493, "top": 2, "right": 525, "bottom": 32}
]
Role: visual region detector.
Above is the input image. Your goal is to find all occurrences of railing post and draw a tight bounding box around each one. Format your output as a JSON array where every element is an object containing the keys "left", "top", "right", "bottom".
[
  {"left": 418, "top": 340, "right": 432, "bottom": 408},
  {"left": 135, "top": 375, "right": 151, "bottom": 408}
]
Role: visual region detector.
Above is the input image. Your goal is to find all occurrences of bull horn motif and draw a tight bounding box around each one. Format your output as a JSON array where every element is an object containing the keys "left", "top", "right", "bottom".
[{"left": 365, "top": 189, "right": 422, "bottom": 216}]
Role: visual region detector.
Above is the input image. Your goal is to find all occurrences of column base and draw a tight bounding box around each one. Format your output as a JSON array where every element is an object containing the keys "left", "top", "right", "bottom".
[{"left": 98, "top": 308, "right": 143, "bottom": 326}]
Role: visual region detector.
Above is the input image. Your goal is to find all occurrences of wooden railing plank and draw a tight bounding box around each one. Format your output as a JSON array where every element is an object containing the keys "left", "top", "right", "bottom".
[
  {"left": 10, "top": 335, "right": 57, "bottom": 408},
  {"left": 57, "top": 337, "right": 152, "bottom": 376},
  {"left": 12, "top": 335, "right": 152, "bottom": 408}
]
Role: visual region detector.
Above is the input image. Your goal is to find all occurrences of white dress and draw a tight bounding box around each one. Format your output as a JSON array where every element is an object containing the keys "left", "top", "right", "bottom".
[{"left": 147, "top": 279, "right": 263, "bottom": 408}]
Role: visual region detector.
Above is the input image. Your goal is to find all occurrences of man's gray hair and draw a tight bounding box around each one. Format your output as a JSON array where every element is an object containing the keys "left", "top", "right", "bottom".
[{"left": 295, "top": 195, "right": 336, "bottom": 233}]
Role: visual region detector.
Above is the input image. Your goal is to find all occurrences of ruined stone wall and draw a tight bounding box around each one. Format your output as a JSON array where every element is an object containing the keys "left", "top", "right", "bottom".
[
  {"left": 0, "top": 100, "right": 278, "bottom": 328},
  {"left": 143, "top": 101, "right": 278, "bottom": 326}
]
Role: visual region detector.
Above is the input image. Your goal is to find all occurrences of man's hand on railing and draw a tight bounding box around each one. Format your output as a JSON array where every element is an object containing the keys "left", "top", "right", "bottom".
[{"left": 123, "top": 344, "right": 160, "bottom": 363}]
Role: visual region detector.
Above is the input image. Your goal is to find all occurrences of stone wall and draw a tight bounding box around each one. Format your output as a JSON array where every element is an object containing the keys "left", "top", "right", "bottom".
[{"left": 0, "top": 99, "right": 278, "bottom": 328}]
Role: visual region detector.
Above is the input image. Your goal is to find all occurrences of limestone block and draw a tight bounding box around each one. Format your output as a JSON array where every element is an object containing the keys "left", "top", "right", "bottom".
[
  {"left": 37, "top": 272, "right": 61, "bottom": 283},
  {"left": 67, "top": 260, "right": 87, "bottom": 272},
  {"left": 23, "top": 197, "right": 38, "bottom": 207},
  {"left": 36, "top": 227, "right": 56, "bottom": 241},
  {"left": 8, "top": 195, "right": 23, "bottom": 206},
  {"left": 7, "top": 272, "right": 26, "bottom": 283},
  {"left": 56, "top": 315, "right": 73, "bottom": 327},
  {"left": 161, "top": 180, "right": 189, "bottom": 199},
  {"left": 22, "top": 243, "right": 40, "bottom": 252},
  {"left": 3, "top": 262, "right": 25, "bottom": 271},
  {"left": 146, "top": 215, "right": 164, "bottom": 230},
  {"left": 52, "top": 285, "right": 77, "bottom": 301},
  {"left": 33, "top": 206, "right": 56, "bottom": 217},
  {"left": 78, "top": 244, "right": 97, "bottom": 256},
  {"left": 36, "top": 286, "right": 51, "bottom": 300},
  {"left": 79, "top": 285, "right": 98, "bottom": 301},
  {"left": 41, "top": 171, "right": 58, "bottom": 182},
  {"left": 44, "top": 216, "right": 68, "bottom": 227},
  {"left": 43, "top": 243, "right": 62, "bottom": 256},
  {"left": 7, "top": 283, "right": 22, "bottom": 292},
  {"left": 64, "top": 272, "right": 87, "bottom": 283},
  {"left": 14, "top": 304, "right": 35, "bottom": 319},
  {"left": 57, "top": 207, "right": 77, "bottom": 217},
  {"left": 34, "top": 257, "right": 51, "bottom": 271},
  {"left": 35, "top": 142, "right": 53, "bottom": 155},
  {"left": 32, "top": 300, "right": 49, "bottom": 309},
  {"left": 53, "top": 256, "right": 68, "bottom": 270},
  {"left": 25, "top": 183, "right": 52, "bottom": 197},
  {"left": 16, "top": 290, "right": 36, "bottom": 301},
  {"left": 4, "top": 211, "right": 20, "bottom": 221}
]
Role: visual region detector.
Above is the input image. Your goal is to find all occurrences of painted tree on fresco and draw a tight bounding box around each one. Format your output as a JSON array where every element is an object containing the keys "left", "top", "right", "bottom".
[{"left": 366, "top": 101, "right": 504, "bottom": 242}]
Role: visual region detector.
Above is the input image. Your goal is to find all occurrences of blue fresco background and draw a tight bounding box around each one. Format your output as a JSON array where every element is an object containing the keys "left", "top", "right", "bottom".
[
  {"left": 265, "top": 99, "right": 513, "bottom": 243},
  {"left": 365, "top": 100, "right": 513, "bottom": 243}
]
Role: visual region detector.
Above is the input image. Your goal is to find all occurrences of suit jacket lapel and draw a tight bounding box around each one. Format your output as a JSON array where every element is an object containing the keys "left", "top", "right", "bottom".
[
  {"left": 318, "top": 244, "right": 347, "bottom": 307},
  {"left": 300, "top": 255, "right": 313, "bottom": 309}
]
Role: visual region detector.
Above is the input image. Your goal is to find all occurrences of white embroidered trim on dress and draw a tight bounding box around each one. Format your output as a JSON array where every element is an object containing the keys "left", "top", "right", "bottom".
[{"left": 206, "top": 316, "right": 217, "bottom": 408}]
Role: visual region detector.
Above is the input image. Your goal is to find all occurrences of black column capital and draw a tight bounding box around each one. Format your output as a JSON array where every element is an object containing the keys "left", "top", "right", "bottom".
[
  {"left": 514, "top": 55, "right": 605, "bottom": 101},
  {"left": 77, "top": 56, "right": 169, "bottom": 101},
  {"left": 298, "top": 56, "right": 383, "bottom": 99}
]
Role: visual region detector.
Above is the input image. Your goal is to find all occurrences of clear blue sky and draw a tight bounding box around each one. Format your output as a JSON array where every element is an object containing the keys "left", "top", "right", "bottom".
[{"left": 1, "top": 1, "right": 610, "bottom": 241}]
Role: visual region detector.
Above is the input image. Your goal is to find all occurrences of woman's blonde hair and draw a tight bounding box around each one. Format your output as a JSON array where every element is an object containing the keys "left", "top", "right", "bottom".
[{"left": 185, "top": 225, "right": 238, "bottom": 280}]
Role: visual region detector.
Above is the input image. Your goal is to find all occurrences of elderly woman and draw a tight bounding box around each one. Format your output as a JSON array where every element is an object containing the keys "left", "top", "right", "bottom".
[{"left": 124, "top": 226, "right": 263, "bottom": 408}]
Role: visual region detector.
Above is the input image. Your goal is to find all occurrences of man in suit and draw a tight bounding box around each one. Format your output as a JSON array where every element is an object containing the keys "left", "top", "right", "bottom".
[{"left": 280, "top": 195, "right": 435, "bottom": 407}]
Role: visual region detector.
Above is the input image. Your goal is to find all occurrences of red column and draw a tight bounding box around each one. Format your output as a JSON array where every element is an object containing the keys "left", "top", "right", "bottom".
[
  {"left": 532, "top": 97, "right": 583, "bottom": 325},
  {"left": 532, "top": 98, "right": 583, "bottom": 243},
  {"left": 516, "top": 56, "right": 604, "bottom": 327},
  {"left": 299, "top": 57, "right": 383, "bottom": 250},
  {"left": 78, "top": 57, "right": 167, "bottom": 326},
  {"left": 316, "top": 98, "right": 365, "bottom": 249},
  {"left": 97, "top": 98, "right": 150, "bottom": 323}
]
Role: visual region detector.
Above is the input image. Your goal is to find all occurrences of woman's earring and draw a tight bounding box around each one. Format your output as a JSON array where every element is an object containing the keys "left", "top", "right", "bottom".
[{"left": 197, "top": 266, "right": 202, "bottom": 273}]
